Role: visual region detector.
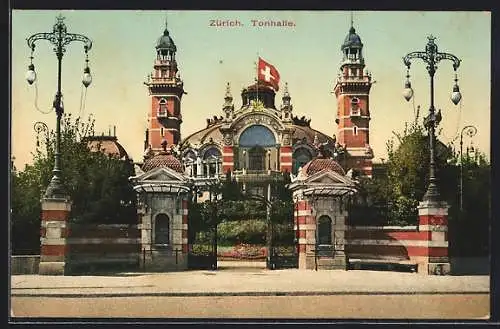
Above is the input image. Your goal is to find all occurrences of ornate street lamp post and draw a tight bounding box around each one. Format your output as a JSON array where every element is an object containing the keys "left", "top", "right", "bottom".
[
  {"left": 26, "top": 14, "right": 93, "bottom": 199},
  {"left": 459, "top": 125, "right": 477, "bottom": 212},
  {"left": 33, "top": 121, "right": 49, "bottom": 148},
  {"left": 402, "top": 35, "right": 462, "bottom": 202}
]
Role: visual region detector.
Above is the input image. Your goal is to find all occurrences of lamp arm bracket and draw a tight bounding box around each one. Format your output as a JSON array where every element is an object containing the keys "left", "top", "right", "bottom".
[
  {"left": 403, "top": 51, "right": 428, "bottom": 68},
  {"left": 27, "top": 32, "right": 92, "bottom": 54},
  {"left": 435, "top": 52, "right": 461, "bottom": 70}
]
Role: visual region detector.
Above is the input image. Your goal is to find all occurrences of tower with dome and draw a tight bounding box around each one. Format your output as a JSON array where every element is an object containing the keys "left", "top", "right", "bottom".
[{"left": 129, "top": 18, "right": 374, "bottom": 271}]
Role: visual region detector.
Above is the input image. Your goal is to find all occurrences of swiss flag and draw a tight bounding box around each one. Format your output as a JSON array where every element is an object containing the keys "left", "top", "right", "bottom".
[{"left": 257, "top": 57, "right": 280, "bottom": 91}]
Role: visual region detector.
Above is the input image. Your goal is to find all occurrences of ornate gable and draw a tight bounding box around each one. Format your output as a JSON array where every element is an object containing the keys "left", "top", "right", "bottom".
[
  {"left": 132, "top": 166, "right": 187, "bottom": 183},
  {"left": 305, "top": 169, "right": 355, "bottom": 187}
]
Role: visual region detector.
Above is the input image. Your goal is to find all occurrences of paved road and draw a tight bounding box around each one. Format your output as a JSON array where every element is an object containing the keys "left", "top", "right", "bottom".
[
  {"left": 10, "top": 263, "right": 491, "bottom": 320},
  {"left": 11, "top": 266, "right": 489, "bottom": 296},
  {"left": 11, "top": 294, "right": 489, "bottom": 319}
]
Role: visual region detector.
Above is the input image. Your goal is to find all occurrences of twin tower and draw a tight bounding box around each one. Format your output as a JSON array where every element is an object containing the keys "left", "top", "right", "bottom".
[{"left": 143, "top": 20, "right": 374, "bottom": 176}]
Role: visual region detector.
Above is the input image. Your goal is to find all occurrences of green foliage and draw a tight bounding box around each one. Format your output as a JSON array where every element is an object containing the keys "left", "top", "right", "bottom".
[
  {"left": 10, "top": 115, "right": 137, "bottom": 254},
  {"left": 187, "top": 171, "right": 295, "bottom": 245},
  {"left": 357, "top": 111, "right": 490, "bottom": 256},
  {"left": 217, "top": 220, "right": 266, "bottom": 245},
  {"left": 383, "top": 118, "right": 452, "bottom": 225},
  {"left": 10, "top": 163, "right": 43, "bottom": 254}
]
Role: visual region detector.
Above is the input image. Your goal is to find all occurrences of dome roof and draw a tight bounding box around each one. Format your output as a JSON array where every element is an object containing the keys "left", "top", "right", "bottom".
[
  {"left": 142, "top": 150, "right": 183, "bottom": 173},
  {"left": 86, "top": 136, "right": 129, "bottom": 160},
  {"left": 180, "top": 123, "right": 334, "bottom": 150},
  {"left": 301, "top": 158, "right": 345, "bottom": 176},
  {"left": 156, "top": 28, "right": 176, "bottom": 52},
  {"left": 341, "top": 26, "right": 363, "bottom": 50},
  {"left": 181, "top": 124, "right": 224, "bottom": 148},
  {"left": 244, "top": 81, "right": 275, "bottom": 93}
]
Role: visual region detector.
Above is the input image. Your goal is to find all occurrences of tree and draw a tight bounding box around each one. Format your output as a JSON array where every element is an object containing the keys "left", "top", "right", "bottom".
[
  {"left": 354, "top": 109, "right": 454, "bottom": 226},
  {"left": 445, "top": 150, "right": 490, "bottom": 257},
  {"left": 358, "top": 110, "right": 490, "bottom": 258},
  {"left": 10, "top": 114, "right": 137, "bottom": 255}
]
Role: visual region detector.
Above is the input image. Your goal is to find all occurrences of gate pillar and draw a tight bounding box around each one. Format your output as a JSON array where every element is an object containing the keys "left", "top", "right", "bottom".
[
  {"left": 416, "top": 200, "right": 450, "bottom": 275},
  {"left": 39, "top": 198, "right": 71, "bottom": 275},
  {"left": 294, "top": 198, "right": 316, "bottom": 269}
]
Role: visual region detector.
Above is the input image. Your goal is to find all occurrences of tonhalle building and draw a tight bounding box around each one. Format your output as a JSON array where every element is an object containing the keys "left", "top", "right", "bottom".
[
  {"left": 126, "top": 18, "right": 376, "bottom": 271},
  {"left": 36, "top": 17, "right": 452, "bottom": 275}
]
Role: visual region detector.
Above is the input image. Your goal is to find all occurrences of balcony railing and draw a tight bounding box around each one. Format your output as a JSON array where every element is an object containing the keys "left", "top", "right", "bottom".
[{"left": 232, "top": 169, "right": 283, "bottom": 183}]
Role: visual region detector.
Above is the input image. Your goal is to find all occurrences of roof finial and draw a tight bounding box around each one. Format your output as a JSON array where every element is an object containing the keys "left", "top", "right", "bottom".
[
  {"left": 349, "top": 11, "right": 355, "bottom": 33},
  {"left": 313, "top": 132, "right": 319, "bottom": 147},
  {"left": 225, "top": 82, "right": 232, "bottom": 98},
  {"left": 163, "top": 14, "right": 169, "bottom": 35},
  {"left": 161, "top": 138, "right": 168, "bottom": 152}
]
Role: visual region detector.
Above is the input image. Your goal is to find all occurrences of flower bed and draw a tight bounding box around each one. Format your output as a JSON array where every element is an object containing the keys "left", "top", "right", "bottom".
[{"left": 217, "top": 243, "right": 267, "bottom": 260}]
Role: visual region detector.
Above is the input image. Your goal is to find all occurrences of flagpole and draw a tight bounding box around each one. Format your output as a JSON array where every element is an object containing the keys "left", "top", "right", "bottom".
[{"left": 256, "top": 52, "right": 259, "bottom": 105}]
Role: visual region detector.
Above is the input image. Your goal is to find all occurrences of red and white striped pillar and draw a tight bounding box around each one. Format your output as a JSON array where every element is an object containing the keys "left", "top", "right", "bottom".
[
  {"left": 280, "top": 146, "right": 293, "bottom": 173},
  {"left": 222, "top": 145, "right": 234, "bottom": 174},
  {"left": 294, "top": 199, "right": 316, "bottom": 269},
  {"left": 416, "top": 200, "right": 450, "bottom": 275},
  {"left": 39, "top": 198, "right": 72, "bottom": 275},
  {"left": 181, "top": 199, "right": 189, "bottom": 254}
]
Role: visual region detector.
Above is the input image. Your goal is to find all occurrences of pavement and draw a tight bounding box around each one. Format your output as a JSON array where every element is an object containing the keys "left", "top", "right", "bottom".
[{"left": 10, "top": 261, "right": 490, "bottom": 298}]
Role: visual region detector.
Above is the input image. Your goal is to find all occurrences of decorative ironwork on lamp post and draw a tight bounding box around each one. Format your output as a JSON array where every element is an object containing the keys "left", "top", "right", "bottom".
[
  {"left": 26, "top": 14, "right": 93, "bottom": 199},
  {"left": 459, "top": 125, "right": 477, "bottom": 212},
  {"left": 402, "top": 35, "right": 462, "bottom": 202},
  {"left": 33, "top": 121, "right": 49, "bottom": 148}
]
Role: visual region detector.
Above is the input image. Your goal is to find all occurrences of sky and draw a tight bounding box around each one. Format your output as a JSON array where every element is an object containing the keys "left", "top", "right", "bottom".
[{"left": 11, "top": 10, "right": 491, "bottom": 169}]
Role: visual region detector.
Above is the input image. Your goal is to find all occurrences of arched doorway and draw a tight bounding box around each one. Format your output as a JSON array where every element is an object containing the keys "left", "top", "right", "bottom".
[
  {"left": 154, "top": 213, "right": 170, "bottom": 246},
  {"left": 248, "top": 146, "right": 266, "bottom": 170},
  {"left": 317, "top": 215, "right": 334, "bottom": 258},
  {"left": 317, "top": 215, "right": 332, "bottom": 245}
]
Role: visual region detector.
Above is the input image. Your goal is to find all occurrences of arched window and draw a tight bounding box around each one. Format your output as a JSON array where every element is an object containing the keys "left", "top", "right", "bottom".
[
  {"left": 292, "top": 148, "right": 312, "bottom": 175},
  {"left": 350, "top": 98, "right": 360, "bottom": 116},
  {"left": 317, "top": 215, "right": 332, "bottom": 245},
  {"left": 184, "top": 150, "right": 197, "bottom": 177},
  {"left": 204, "top": 147, "right": 221, "bottom": 177},
  {"left": 158, "top": 99, "right": 167, "bottom": 117},
  {"left": 155, "top": 214, "right": 170, "bottom": 245},
  {"left": 353, "top": 125, "right": 358, "bottom": 136},
  {"left": 239, "top": 125, "right": 276, "bottom": 147}
]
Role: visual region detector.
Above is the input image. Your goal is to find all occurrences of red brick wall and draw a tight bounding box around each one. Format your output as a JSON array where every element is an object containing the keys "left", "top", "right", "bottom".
[{"left": 345, "top": 225, "right": 448, "bottom": 262}]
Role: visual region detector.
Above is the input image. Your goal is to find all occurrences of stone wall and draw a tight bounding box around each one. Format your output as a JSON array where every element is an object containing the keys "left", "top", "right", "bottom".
[{"left": 11, "top": 255, "right": 40, "bottom": 275}]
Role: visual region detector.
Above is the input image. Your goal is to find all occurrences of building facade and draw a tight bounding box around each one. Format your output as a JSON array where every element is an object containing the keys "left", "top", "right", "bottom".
[{"left": 141, "top": 21, "right": 374, "bottom": 182}]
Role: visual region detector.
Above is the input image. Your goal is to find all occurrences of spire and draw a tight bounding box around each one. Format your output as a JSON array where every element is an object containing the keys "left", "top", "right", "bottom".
[
  {"left": 223, "top": 82, "right": 234, "bottom": 121},
  {"left": 224, "top": 82, "right": 233, "bottom": 106},
  {"left": 313, "top": 132, "right": 319, "bottom": 147},
  {"left": 283, "top": 82, "right": 290, "bottom": 98},
  {"left": 282, "top": 82, "right": 291, "bottom": 105},
  {"left": 225, "top": 82, "right": 232, "bottom": 99},
  {"left": 163, "top": 14, "right": 169, "bottom": 35}
]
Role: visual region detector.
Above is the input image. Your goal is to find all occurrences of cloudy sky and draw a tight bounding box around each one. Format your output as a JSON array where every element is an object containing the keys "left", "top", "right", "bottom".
[{"left": 11, "top": 10, "right": 491, "bottom": 169}]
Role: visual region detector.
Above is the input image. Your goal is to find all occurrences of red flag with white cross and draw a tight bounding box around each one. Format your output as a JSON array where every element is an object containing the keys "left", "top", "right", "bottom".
[{"left": 257, "top": 57, "right": 280, "bottom": 91}]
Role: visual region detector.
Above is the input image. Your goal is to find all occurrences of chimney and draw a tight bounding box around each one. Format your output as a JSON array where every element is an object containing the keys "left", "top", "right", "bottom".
[{"left": 113, "top": 125, "right": 116, "bottom": 137}]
